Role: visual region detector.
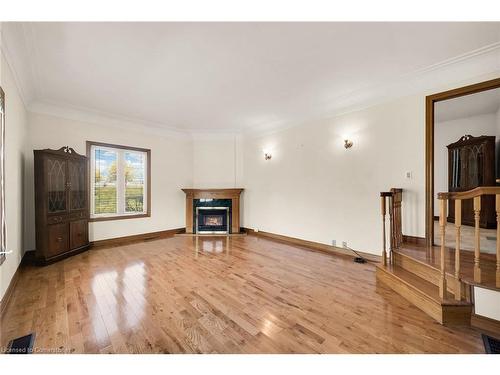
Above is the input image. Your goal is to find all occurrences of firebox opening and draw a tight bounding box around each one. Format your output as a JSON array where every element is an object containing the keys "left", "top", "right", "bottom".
[{"left": 196, "top": 207, "right": 230, "bottom": 234}]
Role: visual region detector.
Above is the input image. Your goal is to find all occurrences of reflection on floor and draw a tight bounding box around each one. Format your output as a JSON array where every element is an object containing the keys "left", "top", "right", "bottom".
[
  {"left": 1, "top": 235, "right": 485, "bottom": 353},
  {"left": 433, "top": 220, "right": 496, "bottom": 254}
]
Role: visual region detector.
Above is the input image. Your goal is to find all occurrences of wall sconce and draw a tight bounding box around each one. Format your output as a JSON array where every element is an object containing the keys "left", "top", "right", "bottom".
[
  {"left": 344, "top": 139, "right": 353, "bottom": 149},
  {"left": 264, "top": 152, "right": 272, "bottom": 160}
]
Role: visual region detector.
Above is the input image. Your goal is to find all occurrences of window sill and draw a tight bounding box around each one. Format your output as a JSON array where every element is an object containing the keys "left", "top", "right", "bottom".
[{"left": 89, "top": 213, "right": 150, "bottom": 222}]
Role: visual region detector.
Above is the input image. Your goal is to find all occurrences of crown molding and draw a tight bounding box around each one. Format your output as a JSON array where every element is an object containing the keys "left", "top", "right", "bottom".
[
  {"left": 28, "top": 99, "right": 247, "bottom": 140},
  {"left": 411, "top": 42, "right": 500, "bottom": 75},
  {"left": 189, "top": 129, "right": 242, "bottom": 140},
  {"left": 243, "top": 42, "right": 500, "bottom": 138},
  {"left": 28, "top": 100, "right": 192, "bottom": 139}
]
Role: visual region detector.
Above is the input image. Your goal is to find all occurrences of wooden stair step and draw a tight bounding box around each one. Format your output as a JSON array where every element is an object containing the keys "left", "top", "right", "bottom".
[
  {"left": 380, "top": 264, "right": 459, "bottom": 304},
  {"left": 393, "top": 250, "right": 460, "bottom": 295},
  {"left": 376, "top": 264, "right": 472, "bottom": 325},
  {"left": 393, "top": 250, "right": 440, "bottom": 284},
  {"left": 396, "top": 245, "right": 500, "bottom": 291}
]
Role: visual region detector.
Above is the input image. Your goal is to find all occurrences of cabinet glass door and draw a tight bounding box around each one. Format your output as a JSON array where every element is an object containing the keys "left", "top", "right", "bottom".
[
  {"left": 68, "top": 158, "right": 87, "bottom": 211},
  {"left": 47, "top": 156, "right": 67, "bottom": 213}
]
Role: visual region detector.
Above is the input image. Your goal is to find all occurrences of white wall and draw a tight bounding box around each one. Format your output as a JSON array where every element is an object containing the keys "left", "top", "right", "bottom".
[
  {"left": 434, "top": 113, "right": 497, "bottom": 216},
  {"left": 25, "top": 112, "right": 193, "bottom": 249},
  {"left": 474, "top": 287, "right": 500, "bottom": 321},
  {"left": 0, "top": 53, "right": 28, "bottom": 300},
  {"left": 192, "top": 135, "right": 244, "bottom": 188},
  {"left": 242, "top": 94, "right": 425, "bottom": 255}
]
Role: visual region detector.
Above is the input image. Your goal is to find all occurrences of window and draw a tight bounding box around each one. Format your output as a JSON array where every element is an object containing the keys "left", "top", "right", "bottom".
[
  {"left": 87, "top": 141, "right": 150, "bottom": 221},
  {"left": 0, "top": 87, "right": 5, "bottom": 265}
]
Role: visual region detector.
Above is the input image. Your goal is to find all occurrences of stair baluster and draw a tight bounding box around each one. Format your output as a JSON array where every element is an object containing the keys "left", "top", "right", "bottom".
[
  {"left": 496, "top": 195, "right": 500, "bottom": 288},
  {"left": 438, "top": 186, "right": 500, "bottom": 293},
  {"left": 473, "top": 196, "right": 482, "bottom": 283},
  {"left": 439, "top": 198, "right": 448, "bottom": 299},
  {"left": 454, "top": 199, "right": 462, "bottom": 300}
]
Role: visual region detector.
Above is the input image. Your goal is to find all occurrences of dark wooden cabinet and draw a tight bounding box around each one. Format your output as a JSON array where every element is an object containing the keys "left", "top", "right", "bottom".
[
  {"left": 34, "top": 146, "right": 90, "bottom": 264},
  {"left": 447, "top": 135, "right": 496, "bottom": 228}
]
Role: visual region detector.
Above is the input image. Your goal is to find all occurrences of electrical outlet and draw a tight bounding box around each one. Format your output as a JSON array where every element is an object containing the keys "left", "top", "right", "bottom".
[
  {"left": 342, "top": 241, "right": 347, "bottom": 248},
  {"left": 405, "top": 171, "right": 413, "bottom": 179},
  {"left": 332, "top": 240, "right": 336, "bottom": 247}
]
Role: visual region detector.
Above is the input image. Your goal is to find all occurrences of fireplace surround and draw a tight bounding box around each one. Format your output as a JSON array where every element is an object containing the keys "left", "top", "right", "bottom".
[{"left": 182, "top": 188, "right": 243, "bottom": 234}]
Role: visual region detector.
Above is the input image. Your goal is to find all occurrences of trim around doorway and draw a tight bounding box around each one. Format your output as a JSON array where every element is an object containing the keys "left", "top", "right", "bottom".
[{"left": 425, "top": 78, "right": 500, "bottom": 247}]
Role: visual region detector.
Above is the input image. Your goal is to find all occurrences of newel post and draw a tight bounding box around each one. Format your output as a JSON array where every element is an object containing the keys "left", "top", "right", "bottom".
[
  {"left": 381, "top": 194, "right": 387, "bottom": 266},
  {"left": 388, "top": 194, "right": 394, "bottom": 264}
]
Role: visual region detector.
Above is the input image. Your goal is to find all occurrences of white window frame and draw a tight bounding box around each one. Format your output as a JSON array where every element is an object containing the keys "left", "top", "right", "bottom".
[
  {"left": 0, "top": 87, "right": 6, "bottom": 264},
  {"left": 88, "top": 142, "right": 150, "bottom": 221}
]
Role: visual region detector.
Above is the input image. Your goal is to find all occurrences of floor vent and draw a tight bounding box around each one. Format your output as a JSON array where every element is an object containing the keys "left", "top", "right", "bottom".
[
  {"left": 482, "top": 334, "right": 500, "bottom": 354},
  {"left": 5, "top": 333, "right": 36, "bottom": 354}
]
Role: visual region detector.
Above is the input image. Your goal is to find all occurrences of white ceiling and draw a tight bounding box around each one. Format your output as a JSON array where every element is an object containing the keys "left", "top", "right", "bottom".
[
  {"left": 3, "top": 22, "right": 500, "bottom": 133},
  {"left": 435, "top": 87, "right": 500, "bottom": 123}
]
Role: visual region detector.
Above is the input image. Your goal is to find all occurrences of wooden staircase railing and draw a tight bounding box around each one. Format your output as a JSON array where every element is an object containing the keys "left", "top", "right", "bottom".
[
  {"left": 380, "top": 188, "right": 403, "bottom": 266},
  {"left": 438, "top": 186, "right": 500, "bottom": 300}
]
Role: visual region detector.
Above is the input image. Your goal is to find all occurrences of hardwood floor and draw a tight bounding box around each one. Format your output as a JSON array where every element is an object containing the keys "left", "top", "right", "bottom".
[{"left": 0, "top": 235, "right": 487, "bottom": 353}]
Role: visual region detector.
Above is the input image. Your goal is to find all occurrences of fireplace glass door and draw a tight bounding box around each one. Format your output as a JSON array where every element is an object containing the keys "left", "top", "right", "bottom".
[
  {"left": 196, "top": 207, "right": 229, "bottom": 234},
  {"left": 204, "top": 215, "right": 223, "bottom": 226}
]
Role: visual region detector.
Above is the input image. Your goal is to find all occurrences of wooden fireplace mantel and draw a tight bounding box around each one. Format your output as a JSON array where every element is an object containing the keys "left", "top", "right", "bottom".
[{"left": 182, "top": 188, "right": 244, "bottom": 234}]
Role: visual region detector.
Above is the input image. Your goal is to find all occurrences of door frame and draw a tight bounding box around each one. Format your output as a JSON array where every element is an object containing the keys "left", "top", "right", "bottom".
[{"left": 425, "top": 77, "right": 500, "bottom": 247}]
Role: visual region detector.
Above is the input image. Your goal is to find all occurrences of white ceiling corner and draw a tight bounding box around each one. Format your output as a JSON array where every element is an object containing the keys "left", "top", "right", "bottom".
[
  {"left": 21, "top": 22, "right": 45, "bottom": 100},
  {"left": 1, "top": 22, "right": 37, "bottom": 107}
]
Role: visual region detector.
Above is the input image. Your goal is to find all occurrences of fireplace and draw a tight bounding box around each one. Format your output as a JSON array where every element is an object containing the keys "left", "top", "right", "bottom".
[
  {"left": 196, "top": 207, "right": 230, "bottom": 234},
  {"left": 182, "top": 188, "right": 243, "bottom": 234}
]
